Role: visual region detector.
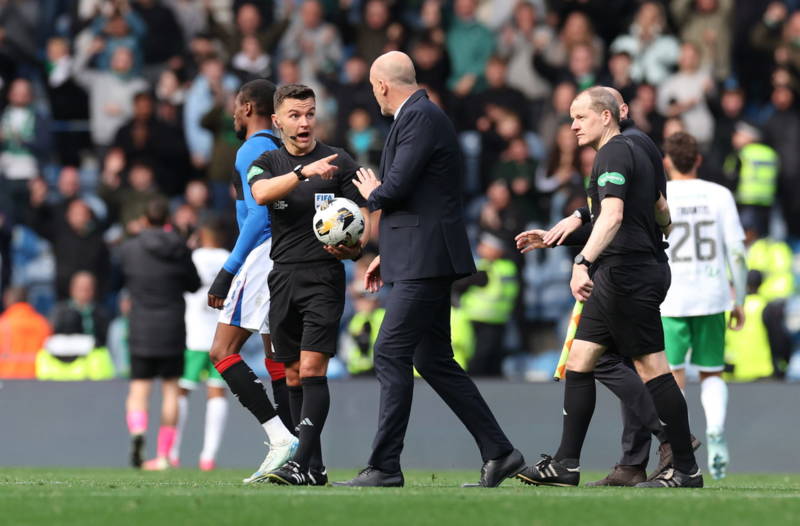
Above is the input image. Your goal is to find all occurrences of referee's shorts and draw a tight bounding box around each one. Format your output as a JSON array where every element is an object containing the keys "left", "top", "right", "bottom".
[
  {"left": 267, "top": 260, "right": 346, "bottom": 363},
  {"left": 574, "top": 257, "right": 671, "bottom": 358}
]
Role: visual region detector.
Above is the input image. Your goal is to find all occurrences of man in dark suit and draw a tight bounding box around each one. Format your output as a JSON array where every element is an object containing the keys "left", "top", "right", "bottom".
[{"left": 333, "top": 51, "right": 525, "bottom": 488}]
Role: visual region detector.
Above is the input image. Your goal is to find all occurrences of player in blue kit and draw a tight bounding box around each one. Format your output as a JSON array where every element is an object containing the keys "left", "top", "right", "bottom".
[{"left": 204, "top": 79, "right": 297, "bottom": 484}]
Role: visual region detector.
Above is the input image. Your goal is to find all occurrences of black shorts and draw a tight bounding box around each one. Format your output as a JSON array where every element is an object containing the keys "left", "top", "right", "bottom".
[
  {"left": 268, "top": 262, "right": 346, "bottom": 363},
  {"left": 130, "top": 355, "right": 184, "bottom": 380},
  {"left": 574, "top": 262, "right": 670, "bottom": 357}
]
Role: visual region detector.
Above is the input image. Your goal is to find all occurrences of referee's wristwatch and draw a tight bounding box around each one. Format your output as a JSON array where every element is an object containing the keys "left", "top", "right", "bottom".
[
  {"left": 574, "top": 254, "right": 593, "bottom": 268},
  {"left": 293, "top": 164, "right": 307, "bottom": 181}
]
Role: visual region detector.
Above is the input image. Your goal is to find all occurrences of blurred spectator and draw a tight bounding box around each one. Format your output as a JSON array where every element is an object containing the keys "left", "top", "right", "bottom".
[
  {"left": 44, "top": 37, "right": 91, "bottom": 166},
  {"left": 671, "top": 0, "right": 734, "bottom": 81},
  {"left": 0, "top": 286, "right": 51, "bottom": 379},
  {"left": 231, "top": 35, "right": 270, "bottom": 80},
  {"left": 166, "top": 0, "right": 207, "bottom": 45},
  {"left": 74, "top": 43, "right": 149, "bottom": 149},
  {"left": 479, "top": 179, "right": 525, "bottom": 250},
  {"left": 278, "top": 0, "right": 343, "bottom": 83},
  {"left": 85, "top": 0, "right": 147, "bottom": 73},
  {"left": 461, "top": 232, "right": 519, "bottom": 377},
  {"left": 107, "top": 289, "right": 131, "bottom": 377},
  {"left": 0, "top": 78, "right": 51, "bottom": 220},
  {"left": 702, "top": 83, "right": 746, "bottom": 185},
  {"left": 746, "top": 237, "right": 795, "bottom": 302},
  {"left": 538, "top": 11, "right": 604, "bottom": 74},
  {"left": 183, "top": 55, "right": 239, "bottom": 173},
  {"left": 657, "top": 42, "right": 714, "bottom": 147},
  {"left": 50, "top": 271, "right": 111, "bottom": 347},
  {"left": 600, "top": 50, "right": 638, "bottom": 104},
  {"left": 27, "top": 188, "right": 110, "bottom": 300},
  {"left": 491, "top": 136, "right": 542, "bottom": 225},
  {"left": 725, "top": 270, "right": 775, "bottom": 382},
  {"left": 342, "top": 257, "right": 384, "bottom": 376},
  {"left": 345, "top": 107, "right": 382, "bottom": 168},
  {"left": 336, "top": 0, "right": 393, "bottom": 65},
  {"left": 171, "top": 203, "right": 198, "bottom": 241},
  {"left": 477, "top": 108, "right": 524, "bottom": 189},
  {"left": 0, "top": 0, "right": 39, "bottom": 80},
  {"left": 763, "top": 85, "right": 800, "bottom": 243},
  {"left": 628, "top": 83, "right": 665, "bottom": 146},
  {"left": 154, "top": 67, "right": 186, "bottom": 126},
  {"left": 99, "top": 155, "right": 165, "bottom": 233},
  {"left": 206, "top": 1, "right": 288, "bottom": 60},
  {"left": 463, "top": 55, "right": 529, "bottom": 130},
  {"left": 322, "top": 55, "right": 382, "bottom": 144},
  {"left": 199, "top": 91, "right": 239, "bottom": 209},
  {"left": 610, "top": 1, "right": 680, "bottom": 85},
  {"left": 662, "top": 116, "right": 687, "bottom": 142},
  {"left": 132, "top": 0, "right": 184, "bottom": 76},
  {"left": 183, "top": 179, "right": 212, "bottom": 222},
  {"left": 496, "top": 1, "right": 551, "bottom": 114},
  {"left": 537, "top": 81, "right": 575, "bottom": 151},
  {"left": 751, "top": 2, "right": 800, "bottom": 79},
  {"left": 723, "top": 122, "right": 779, "bottom": 237},
  {"left": 411, "top": 38, "right": 450, "bottom": 99},
  {"left": 446, "top": 0, "right": 495, "bottom": 97},
  {"left": 112, "top": 91, "right": 191, "bottom": 196},
  {"left": 533, "top": 41, "right": 599, "bottom": 92}
]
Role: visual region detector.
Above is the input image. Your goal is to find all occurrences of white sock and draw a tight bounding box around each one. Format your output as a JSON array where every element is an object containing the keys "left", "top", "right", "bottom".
[
  {"left": 171, "top": 396, "right": 189, "bottom": 462},
  {"left": 262, "top": 415, "right": 294, "bottom": 444},
  {"left": 200, "top": 396, "right": 228, "bottom": 462},
  {"left": 700, "top": 375, "right": 728, "bottom": 436}
]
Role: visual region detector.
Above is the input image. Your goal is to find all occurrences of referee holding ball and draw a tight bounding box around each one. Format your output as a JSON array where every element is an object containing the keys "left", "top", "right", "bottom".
[{"left": 249, "top": 84, "right": 369, "bottom": 486}]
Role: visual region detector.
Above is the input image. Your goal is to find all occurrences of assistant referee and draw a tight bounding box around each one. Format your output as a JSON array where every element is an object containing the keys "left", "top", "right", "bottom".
[
  {"left": 516, "top": 87, "right": 702, "bottom": 489},
  {"left": 249, "top": 84, "right": 369, "bottom": 486}
]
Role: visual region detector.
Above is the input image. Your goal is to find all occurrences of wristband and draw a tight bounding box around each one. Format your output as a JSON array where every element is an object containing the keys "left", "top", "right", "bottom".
[
  {"left": 573, "top": 207, "right": 591, "bottom": 225},
  {"left": 209, "top": 268, "right": 235, "bottom": 298}
]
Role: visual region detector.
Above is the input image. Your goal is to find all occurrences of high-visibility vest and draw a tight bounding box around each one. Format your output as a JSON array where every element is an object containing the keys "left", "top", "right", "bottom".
[
  {"left": 747, "top": 238, "right": 795, "bottom": 300},
  {"left": 346, "top": 309, "right": 386, "bottom": 375},
  {"left": 725, "top": 294, "right": 773, "bottom": 382},
  {"left": 735, "top": 143, "right": 779, "bottom": 206},
  {"left": 35, "top": 347, "right": 116, "bottom": 381},
  {"left": 460, "top": 258, "right": 520, "bottom": 324}
]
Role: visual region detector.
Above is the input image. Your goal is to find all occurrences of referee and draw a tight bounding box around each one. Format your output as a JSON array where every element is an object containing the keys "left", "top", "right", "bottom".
[
  {"left": 515, "top": 87, "right": 702, "bottom": 489},
  {"left": 249, "top": 84, "right": 369, "bottom": 486}
]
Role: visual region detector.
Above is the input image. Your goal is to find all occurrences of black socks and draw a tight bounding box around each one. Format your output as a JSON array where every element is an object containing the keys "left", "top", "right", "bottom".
[
  {"left": 554, "top": 370, "right": 596, "bottom": 463},
  {"left": 646, "top": 373, "right": 696, "bottom": 473},
  {"left": 214, "top": 355, "right": 277, "bottom": 424},
  {"left": 271, "top": 378, "right": 293, "bottom": 432},
  {"left": 288, "top": 379, "right": 327, "bottom": 472}
]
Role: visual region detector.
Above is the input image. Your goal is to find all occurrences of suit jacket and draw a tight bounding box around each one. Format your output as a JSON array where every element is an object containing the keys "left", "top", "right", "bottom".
[{"left": 367, "top": 89, "right": 476, "bottom": 284}]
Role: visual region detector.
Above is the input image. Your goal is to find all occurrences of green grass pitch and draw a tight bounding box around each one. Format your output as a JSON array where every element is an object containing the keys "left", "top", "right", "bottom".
[{"left": 3, "top": 468, "right": 800, "bottom": 526}]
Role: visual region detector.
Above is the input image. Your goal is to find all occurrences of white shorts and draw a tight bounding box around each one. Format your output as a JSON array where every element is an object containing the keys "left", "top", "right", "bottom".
[{"left": 218, "top": 239, "right": 272, "bottom": 334}]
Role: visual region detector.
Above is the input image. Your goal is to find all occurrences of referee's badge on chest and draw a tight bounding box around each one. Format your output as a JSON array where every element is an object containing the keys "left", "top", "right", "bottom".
[{"left": 315, "top": 193, "right": 335, "bottom": 211}]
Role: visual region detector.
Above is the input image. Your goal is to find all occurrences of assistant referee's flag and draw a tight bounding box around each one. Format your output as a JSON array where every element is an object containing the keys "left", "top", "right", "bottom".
[{"left": 554, "top": 301, "right": 584, "bottom": 381}]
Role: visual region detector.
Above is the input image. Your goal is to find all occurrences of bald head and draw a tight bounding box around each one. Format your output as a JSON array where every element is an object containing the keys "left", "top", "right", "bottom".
[
  {"left": 603, "top": 86, "right": 629, "bottom": 120},
  {"left": 371, "top": 51, "right": 417, "bottom": 87},
  {"left": 369, "top": 51, "right": 419, "bottom": 117}
]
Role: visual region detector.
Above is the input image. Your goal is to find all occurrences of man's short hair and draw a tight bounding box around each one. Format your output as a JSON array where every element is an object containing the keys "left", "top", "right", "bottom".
[
  {"left": 274, "top": 84, "right": 315, "bottom": 110},
  {"left": 238, "top": 79, "right": 276, "bottom": 116},
  {"left": 664, "top": 132, "right": 700, "bottom": 174},
  {"left": 145, "top": 196, "right": 169, "bottom": 226},
  {"left": 581, "top": 86, "right": 620, "bottom": 124}
]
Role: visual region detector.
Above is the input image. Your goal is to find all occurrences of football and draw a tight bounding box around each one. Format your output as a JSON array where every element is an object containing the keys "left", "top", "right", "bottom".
[{"left": 312, "top": 197, "right": 365, "bottom": 246}]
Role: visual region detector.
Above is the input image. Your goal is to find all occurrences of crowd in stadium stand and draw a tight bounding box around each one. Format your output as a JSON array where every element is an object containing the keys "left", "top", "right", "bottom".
[{"left": 0, "top": 0, "right": 799, "bottom": 382}]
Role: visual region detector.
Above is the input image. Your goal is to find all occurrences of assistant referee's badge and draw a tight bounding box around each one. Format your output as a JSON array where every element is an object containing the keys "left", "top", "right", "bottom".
[{"left": 247, "top": 165, "right": 264, "bottom": 182}]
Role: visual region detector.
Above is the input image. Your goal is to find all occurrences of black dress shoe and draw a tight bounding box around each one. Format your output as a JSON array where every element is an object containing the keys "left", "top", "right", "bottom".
[
  {"left": 462, "top": 448, "right": 525, "bottom": 488},
  {"left": 332, "top": 467, "right": 404, "bottom": 487},
  {"left": 585, "top": 464, "right": 646, "bottom": 487}
]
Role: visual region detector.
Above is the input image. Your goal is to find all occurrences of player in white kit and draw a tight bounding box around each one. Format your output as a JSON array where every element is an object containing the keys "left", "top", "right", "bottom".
[
  {"left": 661, "top": 132, "right": 748, "bottom": 480},
  {"left": 170, "top": 220, "right": 231, "bottom": 470}
]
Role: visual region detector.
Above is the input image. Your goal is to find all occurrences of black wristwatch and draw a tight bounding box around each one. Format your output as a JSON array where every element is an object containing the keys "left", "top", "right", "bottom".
[
  {"left": 574, "top": 254, "right": 593, "bottom": 268},
  {"left": 293, "top": 164, "right": 307, "bottom": 181}
]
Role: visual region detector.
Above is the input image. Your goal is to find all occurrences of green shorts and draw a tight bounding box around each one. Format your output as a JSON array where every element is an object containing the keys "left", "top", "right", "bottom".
[
  {"left": 178, "top": 349, "right": 226, "bottom": 390},
  {"left": 662, "top": 313, "right": 726, "bottom": 371}
]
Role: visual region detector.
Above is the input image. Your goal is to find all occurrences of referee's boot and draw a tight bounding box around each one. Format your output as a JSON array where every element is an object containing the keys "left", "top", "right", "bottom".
[
  {"left": 585, "top": 464, "right": 646, "bottom": 487},
  {"left": 308, "top": 467, "right": 329, "bottom": 486},
  {"left": 516, "top": 454, "right": 580, "bottom": 487},
  {"left": 462, "top": 448, "right": 526, "bottom": 488},
  {"left": 635, "top": 465, "right": 704, "bottom": 488},
  {"left": 331, "top": 466, "right": 404, "bottom": 487},
  {"left": 266, "top": 461, "right": 310, "bottom": 486}
]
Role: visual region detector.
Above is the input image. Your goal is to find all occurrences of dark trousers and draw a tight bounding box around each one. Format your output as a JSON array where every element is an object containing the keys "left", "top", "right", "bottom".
[
  {"left": 368, "top": 278, "right": 514, "bottom": 473},
  {"left": 593, "top": 352, "right": 666, "bottom": 467}
]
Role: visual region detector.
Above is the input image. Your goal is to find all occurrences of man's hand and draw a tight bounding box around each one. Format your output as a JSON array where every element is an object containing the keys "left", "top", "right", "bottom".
[
  {"left": 364, "top": 255, "right": 383, "bottom": 293},
  {"left": 353, "top": 167, "right": 381, "bottom": 200},
  {"left": 570, "top": 265, "right": 594, "bottom": 302},
  {"left": 303, "top": 153, "right": 339, "bottom": 180},
  {"left": 515, "top": 229, "right": 551, "bottom": 253},
  {"left": 543, "top": 214, "right": 583, "bottom": 246},
  {"left": 728, "top": 305, "right": 746, "bottom": 331},
  {"left": 323, "top": 243, "right": 362, "bottom": 260},
  {"left": 208, "top": 268, "right": 235, "bottom": 309}
]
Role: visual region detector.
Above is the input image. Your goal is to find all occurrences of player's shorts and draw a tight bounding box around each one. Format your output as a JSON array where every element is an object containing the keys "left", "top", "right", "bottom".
[
  {"left": 574, "top": 260, "right": 671, "bottom": 357},
  {"left": 179, "top": 349, "right": 227, "bottom": 390},
  {"left": 130, "top": 354, "right": 184, "bottom": 380},
  {"left": 219, "top": 238, "right": 272, "bottom": 334},
  {"left": 268, "top": 261, "right": 345, "bottom": 363},
  {"left": 662, "top": 313, "right": 726, "bottom": 371}
]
